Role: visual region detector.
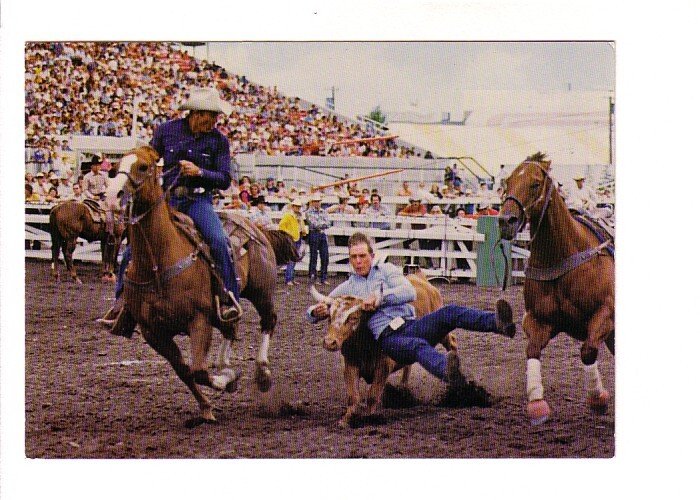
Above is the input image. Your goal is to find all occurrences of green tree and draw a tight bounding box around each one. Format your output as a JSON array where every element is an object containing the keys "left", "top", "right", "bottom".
[{"left": 368, "top": 106, "right": 386, "bottom": 124}]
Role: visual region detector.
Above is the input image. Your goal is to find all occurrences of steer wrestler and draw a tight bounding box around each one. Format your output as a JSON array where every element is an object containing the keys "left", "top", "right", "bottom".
[{"left": 306, "top": 231, "right": 516, "bottom": 392}]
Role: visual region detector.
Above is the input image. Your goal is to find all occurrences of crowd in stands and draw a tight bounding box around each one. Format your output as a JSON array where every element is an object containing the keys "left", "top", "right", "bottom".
[{"left": 26, "top": 42, "right": 428, "bottom": 163}]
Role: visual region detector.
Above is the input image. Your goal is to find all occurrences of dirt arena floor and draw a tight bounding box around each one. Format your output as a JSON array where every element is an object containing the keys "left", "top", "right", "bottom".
[{"left": 25, "top": 259, "right": 614, "bottom": 459}]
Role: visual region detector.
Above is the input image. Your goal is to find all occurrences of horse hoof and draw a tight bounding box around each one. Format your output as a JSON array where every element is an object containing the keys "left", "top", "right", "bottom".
[
  {"left": 224, "top": 369, "right": 241, "bottom": 393},
  {"left": 74, "top": 278, "right": 83, "bottom": 285},
  {"left": 587, "top": 389, "right": 610, "bottom": 415},
  {"left": 527, "top": 399, "right": 551, "bottom": 425},
  {"left": 184, "top": 413, "right": 217, "bottom": 428},
  {"left": 255, "top": 365, "right": 272, "bottom": 393}
]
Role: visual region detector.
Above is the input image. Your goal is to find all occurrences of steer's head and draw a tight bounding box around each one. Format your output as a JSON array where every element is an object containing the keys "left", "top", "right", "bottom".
[{"left": 311, "top": 286, "right": 365, "bottom": 351}]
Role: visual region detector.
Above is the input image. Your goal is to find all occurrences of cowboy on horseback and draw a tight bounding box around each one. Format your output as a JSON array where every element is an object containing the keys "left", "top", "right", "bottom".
[{"left": 99, "top": 87, "right": 243, "bottom": 335}]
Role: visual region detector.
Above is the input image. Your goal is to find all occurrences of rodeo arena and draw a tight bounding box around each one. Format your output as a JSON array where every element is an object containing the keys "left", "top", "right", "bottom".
[{"left": 23, "top": 42, "right": 616, "bottom": 460}]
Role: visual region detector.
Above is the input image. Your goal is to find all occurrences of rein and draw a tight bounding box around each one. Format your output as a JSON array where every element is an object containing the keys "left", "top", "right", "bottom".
[{"left": 120, "top": 164, "right": 197, "bottom": 295}]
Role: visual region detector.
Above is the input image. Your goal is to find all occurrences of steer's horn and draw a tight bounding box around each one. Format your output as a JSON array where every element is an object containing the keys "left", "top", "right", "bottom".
[{"left": 310, "top": 285, "right": 333, "bottom": 305}]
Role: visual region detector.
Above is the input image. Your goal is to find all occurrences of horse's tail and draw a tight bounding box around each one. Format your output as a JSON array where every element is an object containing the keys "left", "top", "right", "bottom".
[
  {"left": 48, "top": 206, "right": 64, "bottom": 259},
  {"left": 261, "top": 229, "right": 301, "bottom": 265}
]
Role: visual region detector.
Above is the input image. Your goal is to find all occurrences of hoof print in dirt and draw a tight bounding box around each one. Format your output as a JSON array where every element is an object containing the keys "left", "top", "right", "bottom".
[
  {"left": 382, "top": 384, "right": 418, "bottom": 409},
  {"left": 440, "top": 380, "right": 491, "bottom": 408}
]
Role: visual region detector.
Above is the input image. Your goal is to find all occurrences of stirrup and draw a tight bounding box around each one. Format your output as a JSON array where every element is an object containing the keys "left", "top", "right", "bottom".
[{"left": 216, "top": 292, "right": 242, "bottom": 324}]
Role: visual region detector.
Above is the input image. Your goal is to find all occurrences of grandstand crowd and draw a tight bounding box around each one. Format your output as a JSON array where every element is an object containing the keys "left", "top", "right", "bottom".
[{"left": 25, "top": 42, "right": 425, "bottom": 160}]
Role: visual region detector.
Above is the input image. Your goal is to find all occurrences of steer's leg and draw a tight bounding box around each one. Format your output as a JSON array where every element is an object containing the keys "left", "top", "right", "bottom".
[
  {"left": 366, "top": 357, "right": 392, "bottom": 417},
  {"left": 340, "top": 362, "right": 361, "bottom": 428}
]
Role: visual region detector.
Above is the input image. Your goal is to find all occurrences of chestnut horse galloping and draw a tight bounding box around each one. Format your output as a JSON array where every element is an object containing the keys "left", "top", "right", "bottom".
[
  {"left": 49, "top": 200, "right": 124, "bottom": 284},
  {"left": 498, "top": 153, "right": 614, "bottom": 425},
  {"left": 105, "top": 146, "right": 296, "bottom": 425}
]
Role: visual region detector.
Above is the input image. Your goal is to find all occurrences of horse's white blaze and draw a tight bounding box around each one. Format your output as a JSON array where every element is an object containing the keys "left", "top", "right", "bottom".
[
  {"left": 583, "top": 362, "right": 604, "bottom": 397},
  {"left": 105, "top": 153, "right": 136, "bottom": 200},
  {"left": 257, "top": 333, "right": 270, "bottom": 364},
  {"left": 526, "top": 358, "right": 545, "bottom": 401}
]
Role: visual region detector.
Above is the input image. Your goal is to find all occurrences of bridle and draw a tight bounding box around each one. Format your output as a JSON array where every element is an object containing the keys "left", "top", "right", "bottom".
[{"left": 501, "top": 161, "right": 555, "bottom": 244}]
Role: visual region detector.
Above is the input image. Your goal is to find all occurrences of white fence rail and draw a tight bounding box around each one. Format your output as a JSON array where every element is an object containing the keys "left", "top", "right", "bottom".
[{"left": 25, "top": 203, "right": 530, "bottom": 281}]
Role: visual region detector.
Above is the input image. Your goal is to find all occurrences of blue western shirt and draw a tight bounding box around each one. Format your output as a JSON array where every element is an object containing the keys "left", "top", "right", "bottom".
[
  {"left": 150, "top": 118, "right": 231, "bottom": 192},
  {"left": 307, "top": 261, "right": 417, "bottom": 339}
]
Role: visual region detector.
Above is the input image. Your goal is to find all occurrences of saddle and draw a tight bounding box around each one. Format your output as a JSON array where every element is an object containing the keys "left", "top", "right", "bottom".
[
  {"left": 82, "top": 199, "right": 107, "bottom": 224},
  {"left": 569, "top": 209, "right": 615, "bottom": 258}
]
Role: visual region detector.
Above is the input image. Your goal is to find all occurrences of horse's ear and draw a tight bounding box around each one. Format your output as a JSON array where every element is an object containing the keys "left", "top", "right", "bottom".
[{"left": 542, "top": 160, "right": 552, "bottom": 172}]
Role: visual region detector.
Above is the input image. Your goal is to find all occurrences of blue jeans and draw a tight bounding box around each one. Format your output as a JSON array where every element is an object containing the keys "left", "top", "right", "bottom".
[
  {"left": 116, "top": 193, "right": 240, "bottom": 300},
  {"left": 307, "top": 231, "right": 328, "bottom": 281},
  {"left": 378, "top": 304, "right": 498, "bottom": 381},
  {"left": 284, "top": 239, "right": 302, "bottom": 283}
]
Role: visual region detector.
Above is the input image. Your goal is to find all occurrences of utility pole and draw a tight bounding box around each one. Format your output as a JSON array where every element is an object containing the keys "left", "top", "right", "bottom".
[{"left": 608, "top": 95, "right": 615, "bottom": 166}]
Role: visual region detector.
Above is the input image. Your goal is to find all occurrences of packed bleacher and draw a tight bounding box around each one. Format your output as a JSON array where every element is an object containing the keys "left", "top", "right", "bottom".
[{"left": 25, "top": 42, "right": 426, "bottom": 159}]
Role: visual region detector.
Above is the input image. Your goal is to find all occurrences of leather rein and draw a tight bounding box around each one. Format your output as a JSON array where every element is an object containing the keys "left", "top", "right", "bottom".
[
  {"left": 117, "top": 165, "right": 200, "bottom": 295},
  {"left": 499, "top": 161, "right": 612, "bottom": 285}
]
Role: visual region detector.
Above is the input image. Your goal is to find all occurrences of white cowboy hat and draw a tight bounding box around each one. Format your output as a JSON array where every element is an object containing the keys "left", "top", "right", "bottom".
[
  {"left": 573, "top": 172, "right": 586, "bottom": 180},
  {"left": 310, "top": 193, "right": 322, "bottom": 202},
  {"left": 291, "top": 199, "right": 304, "bottom": 207},
  {"left": 179, "top": 87, "right": 233, "bottom": 116}
]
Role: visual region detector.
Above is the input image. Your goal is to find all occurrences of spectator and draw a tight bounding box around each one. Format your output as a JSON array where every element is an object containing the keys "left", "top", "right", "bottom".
[
  {"left": 248, "top": 196, "right": 274, "bottom": 230},
  {"left": 45, "top": 186, "right": 60, "bottom": 203},
  {"left": 365, "top": 193, "right": 391, "bottom": 230},
  {"left": 442, "top": 181, "right": 459, "bottom": 199},
  {"left": 57, "top": 173, "right": 73, "bottom": 198},
  {"left": 398, "top": 196, "right": 431, "bottom": 268},
  {"left": 25, "top": 183, "right": 41, "bottom": 203},
  {"left": 326, "top": 193, "right": 356, "bottom": 249},
  {"left": 494, "top": 164, "right": 508, "bottom": 191},
  {"left": 429, "top": 183, "right": 443, "bottom": 200},
  {"left": 415, "top": 181, "right": 435, "bottom": 202},
  {"left": 475, "top": 201, "right": 498, "bottom": 216},
  {"left": 70, "top": 182, "right": 86, "bottom": 201},
  {"left": 396, "top": 180, "right": 413, "bottom": 197},
  {"left": 279, "top": 198, "right": 306, "bottom": 286},
  {"left": 263, "top": 177, "right": 277, "bottom": 196},
  {"left": 83, "top": 159, "right": 108, "bottom": 200},
  {"left": 567, "top": 172, "right": 598, "bottom": 213},
  {"left": 33, "top": 172, "right": 51, "bottom": 197},
  {"left": 306, "top": 193, "right": 331, "bottom": 285}
]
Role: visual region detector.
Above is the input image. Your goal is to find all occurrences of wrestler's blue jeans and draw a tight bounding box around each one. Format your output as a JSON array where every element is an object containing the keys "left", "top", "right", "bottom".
[
  {"left": 378, "top": 304, "right": 498, "bottom": 381},
  {"left": 115, "top": 193, "right": 240, "bottom": 300}
]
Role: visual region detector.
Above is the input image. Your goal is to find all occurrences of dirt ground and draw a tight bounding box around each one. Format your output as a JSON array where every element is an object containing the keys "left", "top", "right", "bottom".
[{"left": 25, "top": 259, "right": 614, "bottom": 459}]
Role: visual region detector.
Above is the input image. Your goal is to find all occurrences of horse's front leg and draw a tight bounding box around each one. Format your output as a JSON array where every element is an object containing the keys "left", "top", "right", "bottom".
[
  {"left": 141, "top": 325, "right": 217, "bottom": 424},
  {"left": 523, "top": 312, "right": 555, "bottom": 425},
  {"left": 582, "top": 302, "right": 614, "bottom": 415}
]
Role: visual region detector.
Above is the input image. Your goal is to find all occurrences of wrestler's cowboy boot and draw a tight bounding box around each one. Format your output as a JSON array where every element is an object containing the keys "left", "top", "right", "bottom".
[
  {"left": 495, "top": 299, "right": 516, "bottom": 338},
  {"left": 216, "top": 290, "right": 243, "bottom": 323},
  {"left": 96, "top": 297, "right": 137, "bottom": 338}
]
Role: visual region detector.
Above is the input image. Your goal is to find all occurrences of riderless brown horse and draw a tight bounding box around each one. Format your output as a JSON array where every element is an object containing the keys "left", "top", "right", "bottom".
[
  {"left": 105, "top": 145, "right": 298, "bottom": 425},
  {"left": 49, "top": 200, "right": 124, "bottom": 284},
  {"left": 498, "top": 152, "right": 614, "bottom": 425}
]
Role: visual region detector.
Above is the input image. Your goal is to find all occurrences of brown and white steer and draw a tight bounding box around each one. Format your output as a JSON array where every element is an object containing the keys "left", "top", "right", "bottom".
[{"left": 312, "top": 271, "right": 457, "bottom": 427}]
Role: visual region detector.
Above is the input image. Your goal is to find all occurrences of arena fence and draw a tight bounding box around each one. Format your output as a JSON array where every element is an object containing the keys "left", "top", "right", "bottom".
[{"left": 25, "top": 201, "right": 530, "bottom": 285}]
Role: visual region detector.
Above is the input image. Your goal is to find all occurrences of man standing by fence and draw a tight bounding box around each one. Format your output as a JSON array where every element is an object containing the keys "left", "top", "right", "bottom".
[{"left": 306, "top": 193, "right": 330, "bottom": 285}]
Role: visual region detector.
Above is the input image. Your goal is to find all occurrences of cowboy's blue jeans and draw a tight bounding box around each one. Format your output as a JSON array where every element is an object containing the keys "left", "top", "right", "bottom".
[
  {"left": 378, "top": 304, "right": 498, "bottom": 381},
  {"left": 284, "top": 239, "right": 302, "bottom": 283},
  {"left": 115, "top": 193, "right": 240, "bottom": 300},
  {"left": 307, "top": 231, "right": 328, "bottom": 281}
]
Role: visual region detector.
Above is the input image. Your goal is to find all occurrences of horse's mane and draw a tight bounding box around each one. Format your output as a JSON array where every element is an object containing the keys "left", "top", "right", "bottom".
[
  {"left": 261, "top": 229, "right": 301, "bottom": 265},
  {"left": 526, "top": 151, "right": 548, "bottom": 162}
]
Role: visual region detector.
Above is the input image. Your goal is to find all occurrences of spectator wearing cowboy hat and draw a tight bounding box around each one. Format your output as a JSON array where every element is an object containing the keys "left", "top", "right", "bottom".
[
  {"left": 327, "top": 192, "right": 356, "bottom": 252},
  {"left": 100, "top": 86, "right": 242, "bottom": 336},
  {"left": 398, "top": 195, "right": 432, "bottom": 268},
  {"left": 567, "top": 171, "right": 598, "bottom": 214},
  {"left": 306, "top": 193, "right": 331, "bottom": 285},
  {"left": 279, "top": 198, "right": 307, "bottom": 286}
]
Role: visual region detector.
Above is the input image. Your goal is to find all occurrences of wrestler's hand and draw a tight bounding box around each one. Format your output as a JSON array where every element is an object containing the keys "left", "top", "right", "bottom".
[{"left": 312, "top": 303, "right": 330, "bottom": 319}]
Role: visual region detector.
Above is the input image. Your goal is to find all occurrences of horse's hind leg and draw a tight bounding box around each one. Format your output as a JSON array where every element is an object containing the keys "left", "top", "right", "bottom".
[
  {"left": 252, "top": 297, "right": 277, "bottom": 393},
  {"left": 50, "top": 238, "right": 62, "bottom": 282},
  {"left": 64, "top": 239, "right": 82, "bottom": 284},
  {"left": 582, "top": 304, "right": 614, "bottom": 415},
  {"left": 190, "top": 315, "right": 240, "bottom": 394},
  {"left": 141, "top": 326, "right": 217, "bottom": 423}
]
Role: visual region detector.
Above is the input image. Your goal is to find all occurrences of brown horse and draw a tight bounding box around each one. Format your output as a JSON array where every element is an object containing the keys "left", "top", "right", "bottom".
[
  {"left": 105, "top": 145, "right": 298, "bottom": 425},
  {"left": 498, "top": 152, "right": 614, "bottom": 425},
  {"left": 49, "top": 200, "right": 124, "bottom": 284}
]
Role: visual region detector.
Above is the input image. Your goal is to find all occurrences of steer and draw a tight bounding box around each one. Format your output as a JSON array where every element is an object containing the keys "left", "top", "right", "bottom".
[{"left": 311, "top": 271, "right": 457, "bottom": 427}]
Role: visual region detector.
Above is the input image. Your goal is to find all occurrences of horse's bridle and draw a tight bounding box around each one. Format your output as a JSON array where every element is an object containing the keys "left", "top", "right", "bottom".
[
  {"left": 501, "top": 161, "right": 555, "bottom": 243},
  {"left": 116, "top": 163, "right": 177, "bottom": 226}
]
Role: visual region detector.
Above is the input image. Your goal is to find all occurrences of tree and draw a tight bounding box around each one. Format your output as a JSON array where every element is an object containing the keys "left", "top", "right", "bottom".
[{"left": 368, "top": 106, "right": 386, "bottom": 124}]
